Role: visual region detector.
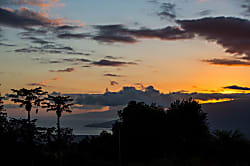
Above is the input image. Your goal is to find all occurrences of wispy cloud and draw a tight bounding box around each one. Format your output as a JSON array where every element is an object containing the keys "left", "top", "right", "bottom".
[
  {"left": 57, "top": 33, "right": 89, "bottom": 39},
  {"left": 110, "top": 81, "right": 119, "bottom": 86},
  {"left": 157, "top": 2, "right": 176, "bottom": 20},
  {"left": 198, "top": 9, "right": 212, "bottom": 16},
  {"left": 27, "top": 77, "right": 60, "bottom": 87},
  {"left": 104, "top": 56, "right": 123, "bottom": 60},
  {"left": 0, "top": 42, "right": 16, "bottom": 47},
  {"left": 92, "top": 59, "right": 137, "bottom": 67},
  {"left": 104, "top": 73, "right": 124, "bottom": 77},
  {"left": 224, "top": 85, "right": 250, "bottom": 91},
  {"left": 201, "top": 58, "right": 250, "bottom": 66},
  {"left": 49, "top": 67, "right": 75, "bottom": 73},
  {"left": 15, "top": 43, "right": 89, "bottom": 56},
  {"left": 93, "top": 24, "right": 193, "bottom": 44}
]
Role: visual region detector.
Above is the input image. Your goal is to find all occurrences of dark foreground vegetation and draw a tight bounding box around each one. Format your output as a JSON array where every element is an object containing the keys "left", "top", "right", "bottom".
[{"left": 0, "top": 87, "right": 250, "bottom": 166}]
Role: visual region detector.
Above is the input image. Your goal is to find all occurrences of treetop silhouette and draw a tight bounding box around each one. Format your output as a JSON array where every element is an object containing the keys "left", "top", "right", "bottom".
[
  {"left": 0, "top": 94, "right": 7, "bottom": 133},
  {"left": 42, "top": 95, "right": 74, "bottom": 139},
  {"left": 9, "top": 87, "right": 47, "bottom": 122}
]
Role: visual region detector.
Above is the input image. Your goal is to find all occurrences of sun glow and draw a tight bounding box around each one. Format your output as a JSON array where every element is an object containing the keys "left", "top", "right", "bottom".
[{"left": 196, "top": 98, "right": 235, "bottom": 104}]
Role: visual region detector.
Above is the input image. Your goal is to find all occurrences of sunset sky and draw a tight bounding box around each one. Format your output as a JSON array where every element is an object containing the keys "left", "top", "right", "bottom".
[
  {"left": 2, "top": 0, "right": 250, "bottom": 135},
  {"left": 1, "top": 0, "right": 250, "bottom": 95}
]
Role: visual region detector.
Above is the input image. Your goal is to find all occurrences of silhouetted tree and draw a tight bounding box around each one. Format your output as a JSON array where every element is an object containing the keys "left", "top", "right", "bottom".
[
  {"left": 9, "top": 87, "right": 47, "bottom": 122},
  {"left": 8, "top": 118, "right": 40, "bottom": 144},
  {"left": 42, "top": 95, "right": 73, "bottom": 139},
  {"left": 112, "top": 101, "right": 167, "bottom": 162},
  {"left": 0, "top": 94, "right": 7, "bottom": 134},
  {"left": 211, "top": 129, "right": 250, "bottom": 166},
  {"left": 0, "top": 94, "right": 4, "bottom": 111},
  {"left": 166, "top": 98, "right": 210, "bottom": 156}
]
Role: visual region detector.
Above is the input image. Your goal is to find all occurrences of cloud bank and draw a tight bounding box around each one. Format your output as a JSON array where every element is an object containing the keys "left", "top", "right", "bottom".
[{"left": 71, "top": 85, "right": 249, "bottom": 108}]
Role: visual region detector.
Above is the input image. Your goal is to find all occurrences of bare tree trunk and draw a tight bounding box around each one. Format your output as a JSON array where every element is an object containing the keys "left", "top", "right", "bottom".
[
  {"left": 28, "top": 110, "right": 31, "bottom": 122},
  {"left": 26, "top": 102, "right": 32, "bottom": 122},
  {"left": 57, "top": 115, "right": 61, "bottom": 139}
]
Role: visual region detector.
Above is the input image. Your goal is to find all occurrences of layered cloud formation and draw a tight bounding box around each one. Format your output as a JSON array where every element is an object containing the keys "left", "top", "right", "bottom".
[
  {"left": 91, "top": 16, "right": 250, "bottom": 67},
  {"left": 93, "top": 24, "right": 193, "bottom": 43},
  {"left": 71, "top": 85, "right": 250, "bottom": 108},
  {"left": 178, "top": 17, "right": 250, "bottom": 66}
]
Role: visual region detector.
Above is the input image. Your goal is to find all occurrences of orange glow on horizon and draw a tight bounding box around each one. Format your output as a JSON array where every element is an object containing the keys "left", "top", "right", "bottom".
[{"left": 195, "top": 98, "right": 235, "bottom": 104}]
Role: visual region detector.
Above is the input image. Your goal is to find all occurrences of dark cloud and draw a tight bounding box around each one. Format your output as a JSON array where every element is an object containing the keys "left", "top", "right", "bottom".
[
  {"left": 62, "top": 58, "right": 91, "bottom": 63},
  {"left": 15, "top": 47, "right": 39, "bottom": 53},
  {"left": 241, "top": 0, "right": 250, "bottom": 15},
  {"left": 93, "top": 25, "right": 137, "bottom": 43},
  {"left": 157, "top": 2, "right": 176, "bottom": 20},
  {"left": 93, "top": 24, "right": 193, "bottom": 43},
  {"left": 104, "top": 56, "right": 123, "bottom": 60},
  {"left": 178, "top": 17, "right": 250, "bottom": 57},
  {"left": 147, "top": 0, "right": 159, "bottom": 4},
  {"left": 134, "top": 83, "right": 145, "bottom": 90},
  {"left": 49, "top": 67, "right": 75, "bottom": 73},
  {"left": 110, "top": 81, "right": 119, "bottom": 86},
  {"left": 0, "top": 42, "right": 16, "bottom": 47},
  {"left": 17, "top": 27, "right": 91, "bottom": 56},
  {"left": 57, "top": 33, "right": 88, "bottom": 39},
  {"left": 0, "top": 7, "right": 62, "bottom": 29},
  {"left": 66, "top": 52, "right": 90, "bottom": 56},
  {"left": 82, "top": 65, "right": 91, "bottom": 68},
  {"left": 49, "top": 45, "right": 73, "bottom": 51},
  {"left": 126, "top": 26, "right": 192, "bottom": 40},
  {"left": 46, "top": 60, "right": 61, "bottom": 64},
  {"left": 72, "top": 85, "right": 246, "bottom": 107},
  {"left": 177, "top": 17, "right": 250, "bottom": 65},
  {"left": 55, "top": 25, "right": 80, "bottom": 31},
  {"left": 104, "top": 73, "right": 123, "bottom": 77},
  {"left": 0, "top": 7, "right": 43, "bottom": 28},
  {"left": 92, "top": 59, "right": 137, "bottom": 67},
  {"left": 22, "top": 36, "right": 53, "bottom": 45},
  {"left": 35, "top": 58, "right": 91, "bottom": 66},
  {"left": 224, "top": 85, "right": 250, "bottom": 91},
  {"left": 201, "top": 58, "right": 250, "bottom": 66},
  {"left": 198, "top": 9, "right": 212, "bottom": 16},
  {"left": 26, "top": 82, "right": 48, "bottom": 87},
  {"left": 19, "top": 27, "right": 48, "bottom": 37},
  {"left": 15, "top": 43, "right": 89, "bottom": 56},
  {"left": 26, "top": 77, "right": 60, "bottom": 88}
]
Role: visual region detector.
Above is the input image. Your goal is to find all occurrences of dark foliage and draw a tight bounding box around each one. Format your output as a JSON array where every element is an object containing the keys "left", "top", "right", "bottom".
[
  {"left": 9, "top": 87, "right": 47, "bottom": 121},
  {"left": 0, "top": 94, "right": 7, "bottom": 133},
  {"left": 0, "top": 93, "right": 249, "bottom": 166},
  {"left": 166, "top": 98, "right": 210, "bottom": 156},
  {"left": 112, "top": 101, "right": 167, "bottom": 162},
  {"left": 42, "top": 95, "right": 73, "bottom": 139}
]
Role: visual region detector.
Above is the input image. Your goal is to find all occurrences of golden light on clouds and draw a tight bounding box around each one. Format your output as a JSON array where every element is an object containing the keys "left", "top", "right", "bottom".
[{"left": 195, "top": 98, "right": 235, "bottom": 104}]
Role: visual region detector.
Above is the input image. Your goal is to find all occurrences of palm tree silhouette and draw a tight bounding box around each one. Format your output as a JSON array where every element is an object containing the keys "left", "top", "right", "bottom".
[
  {"left": 9, "top": 87, "right": 47, "bottom": 122},
  {"left": 0, "top": 94, "right": 4, "bottom": 112},
  {"left": 0, "top": 93, "right": 7, "bottom": 131},
  {"left": 42, "top": 95, "right": 73, "bottom": 139},
  {"left": 0, "top": 84, "right": 6, "bottom": 118}
]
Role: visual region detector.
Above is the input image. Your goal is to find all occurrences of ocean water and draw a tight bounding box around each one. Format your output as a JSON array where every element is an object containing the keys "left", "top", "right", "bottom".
[{"left": 35, "top": 116, "right": 112, "bottom": 136}]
